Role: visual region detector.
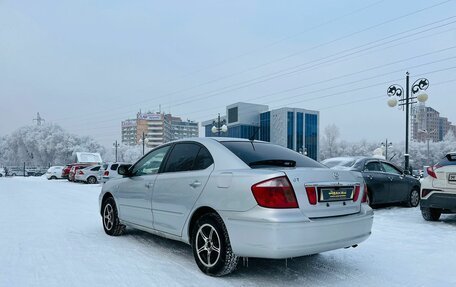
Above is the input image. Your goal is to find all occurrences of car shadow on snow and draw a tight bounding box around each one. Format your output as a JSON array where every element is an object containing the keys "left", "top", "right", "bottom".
[
  {"left": 440, "top": 214, "right": 456, "bottom": 226},
  {"left": 121, "top": 228, "right": 362, "bottom": 284}
]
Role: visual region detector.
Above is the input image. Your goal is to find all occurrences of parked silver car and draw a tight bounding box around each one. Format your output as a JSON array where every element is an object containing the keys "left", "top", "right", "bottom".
[
  {"left": 75, "top": 165, "right": 101, "bottom": 184},
  {"left": 101, "top": 162, "right": 130, "bottom": 183},
  {"left": 99, "top": 138, "right": 373, "bottom": 276}
]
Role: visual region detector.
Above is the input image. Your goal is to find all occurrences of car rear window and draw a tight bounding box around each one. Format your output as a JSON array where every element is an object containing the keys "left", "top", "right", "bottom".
[
  {"left": 322, "top": 158, "right": 356, "bottom": 168},
  {"left": 111, "top": 164, "right": 119, "bottom": 171},
  {"left": 221, "top": 141, "right": 324, "bottom": 168}
]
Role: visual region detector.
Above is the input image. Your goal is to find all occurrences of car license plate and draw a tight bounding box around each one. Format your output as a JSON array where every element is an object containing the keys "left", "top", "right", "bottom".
[
  {"left": 448, "top": 174, "right": 456, "bottom": 182},
  {"left": 319, "top": 187, "right": 354, "bottom": 202}
]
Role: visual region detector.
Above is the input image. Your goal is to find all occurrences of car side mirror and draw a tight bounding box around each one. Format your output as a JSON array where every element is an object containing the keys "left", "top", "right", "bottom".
[
  {"left": 403, "top": 170, "right": 410, "bottom": 175},
  {"left": 118, "top": 164, "right": 131, "bottom": 177}
]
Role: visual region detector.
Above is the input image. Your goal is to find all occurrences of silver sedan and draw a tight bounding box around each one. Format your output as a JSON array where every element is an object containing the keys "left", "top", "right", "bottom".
[{"left": 99, "top": 138, "right": 373, "bottom": 276}]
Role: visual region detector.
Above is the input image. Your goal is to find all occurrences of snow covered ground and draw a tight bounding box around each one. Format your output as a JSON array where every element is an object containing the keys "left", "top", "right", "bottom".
[{"left": 0, "top": 177, "right": 455, "bottom": 287}]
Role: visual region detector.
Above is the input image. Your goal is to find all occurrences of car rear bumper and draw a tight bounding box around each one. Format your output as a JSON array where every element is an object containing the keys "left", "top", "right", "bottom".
[
  {"left": 420, "top": 192, "right": 456, "bottom": 212},
  {"left": 220, "top": 204, "right": 373, "bottom": 259}
]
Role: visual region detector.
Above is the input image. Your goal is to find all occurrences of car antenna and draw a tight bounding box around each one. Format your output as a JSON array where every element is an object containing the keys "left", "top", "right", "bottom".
[{"left": 248, "top": 127, "right": 260, "bottom": 150}]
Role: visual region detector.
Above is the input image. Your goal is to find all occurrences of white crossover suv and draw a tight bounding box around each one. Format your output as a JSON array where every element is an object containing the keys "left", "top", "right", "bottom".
[{"left": 420, "top": 152, "right": 456, "bottom": 221}]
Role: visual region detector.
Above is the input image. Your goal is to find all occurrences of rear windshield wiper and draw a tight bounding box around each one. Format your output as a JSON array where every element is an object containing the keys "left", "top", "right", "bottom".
[{"left": 249, "top": 160, "right": 296, "bottom": 168}]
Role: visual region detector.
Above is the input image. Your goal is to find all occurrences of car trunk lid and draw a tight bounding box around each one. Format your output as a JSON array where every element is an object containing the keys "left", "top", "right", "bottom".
[{"left": 277, "top": 167, "right": 363, "bottom": 218}]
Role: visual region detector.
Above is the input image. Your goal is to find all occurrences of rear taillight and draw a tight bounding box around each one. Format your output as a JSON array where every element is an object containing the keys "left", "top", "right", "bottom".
[
  {"left": 251, "top": 176, "right": 298, "bottom": 208},
  {"left": 361, "top": 184, "right": 368, "bottom": 203},
  {"left": 427, "top": 165, "right": 439, "bottom": 179},
  {"left": 305, "top": 186, "right": 317, "bottom": 205},
  {"left": 353, "top": 185, "right": 361, "bottom": 202},
  {"left": 78, "top": 170, "right": 84, "bottom": 175},
  {"left": 104, "top": 171, "right": 109, "bottom": 176}
]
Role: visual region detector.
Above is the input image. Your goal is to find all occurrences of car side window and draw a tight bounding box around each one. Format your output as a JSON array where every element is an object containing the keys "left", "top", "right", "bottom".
[
  {"left": 132, "top": 145, "right": 170, "bottom": 176},
  {"left": 193, "top": 147, "right": 214, "bottom": 170},
  {"left": 364, "top": 161, "right": 383, "bottom": 172},
  {"left": 381, "top": 162, "right": 401, "bottom": 175},
  {"left": 111, "top": 164, "right": 119, "bottom": 171},
  {"left": 91, "top": 166, "right": 100, "bottom": 171},
  {"left": 163, "top": 143, "right": 201, "bottom": 173}
]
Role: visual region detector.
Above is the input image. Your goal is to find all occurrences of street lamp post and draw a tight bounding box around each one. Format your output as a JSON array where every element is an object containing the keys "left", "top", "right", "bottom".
[
  {"left": 387, "top": 72, "right": 429, "bottom": 172},
  {"left": 113, "top": 140, "right": 120, "bottom": 162},
  {"left": 381, "top": 139, "right": 393, "bottom": 161},
  {"left": 418, "top": 129, "right": 435, "bottom": 165},
  {"left": 139, "top": 132, "right": 149, "bottom": 155},
  {"left": 211, "top": 113, "right": 228, "bottom": 136}
]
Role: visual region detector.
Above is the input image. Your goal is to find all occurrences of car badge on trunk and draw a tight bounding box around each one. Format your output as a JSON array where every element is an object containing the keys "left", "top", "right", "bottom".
[{"left": 333, "top": 172, "right": 340, "bottom": 180}]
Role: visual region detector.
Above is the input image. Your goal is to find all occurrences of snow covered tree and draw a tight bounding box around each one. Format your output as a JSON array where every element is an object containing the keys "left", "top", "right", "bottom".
[
  {"left": 0, "top": 124, "right": 105, "bottom": 167},
  {"left": 104, "top": 144, "right": 144, "bottom": 163},
  {"left": 320, "top": 124, "right": 340, "bottom": 159}
]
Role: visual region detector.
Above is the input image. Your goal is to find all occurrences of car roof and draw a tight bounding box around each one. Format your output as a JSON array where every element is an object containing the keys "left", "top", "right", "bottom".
[
  {"left": 323, "top": 156, "right": 377, "bottom": 161},
  {"left": 166, "top": 137, "right": 269, "bottom": 145},
  {"left": 83, "top": 165, "right": 100, "bottom": 169}
]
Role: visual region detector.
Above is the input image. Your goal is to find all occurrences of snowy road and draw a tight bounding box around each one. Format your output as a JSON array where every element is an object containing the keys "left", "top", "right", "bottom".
[{"left": 0, "top": 177, "right": 455, "bottom": 287}]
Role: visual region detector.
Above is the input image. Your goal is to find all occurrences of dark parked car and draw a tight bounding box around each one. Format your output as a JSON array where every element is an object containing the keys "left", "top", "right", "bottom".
[{"left": 321, "top": 157, "right": 421, "bottom": 207}]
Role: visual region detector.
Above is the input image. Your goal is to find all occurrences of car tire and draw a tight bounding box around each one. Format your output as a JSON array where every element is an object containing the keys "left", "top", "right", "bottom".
[
  {"left": 102, "top": 197, "right": 125, "bottom": 236},
  {"left": 191, "top": 213, "right": 239, "bottom": 276},
  {"left": 50, "top": 176, "right": 57, "bottom": 180},
  {"left": 366, "top": 192, "right": 374, "bottom": 207},
  {"left": 406, "top": 188, "right": 420, "bottom": 207},
  {"left": 12, "top": 173, "right": 16, "bottom": 177},
  {"left": 421, "top": 207, "right": 441, "bottom": 221},
  {"left": 87, "top": 176, "right": 97, "bottom": 184}
]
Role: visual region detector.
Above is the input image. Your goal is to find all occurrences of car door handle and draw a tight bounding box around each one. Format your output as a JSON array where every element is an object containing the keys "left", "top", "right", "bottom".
[
  {"left": 189, "top": 180, "right": 202, "bottom": 188},
  {"left": 145, "top": 182, "right": 153, "bottom": 189}
]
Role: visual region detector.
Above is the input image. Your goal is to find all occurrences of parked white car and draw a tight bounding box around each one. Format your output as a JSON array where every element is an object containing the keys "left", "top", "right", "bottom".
[
  {"left": 46, "top": 166, "right": 64, "bottom": 180},
  {"left": 0, "top": 168, "right": 5, "bottom": 177},
  {"left": 421, "top": 152, "right": 456, "bottom": 221},
  {"left": 99, "top": 138, "right": 373, "bottom": 276},
  {"left": 101, "top": 162, "right": 131, "bottom": 183},
  {"left": 74, "top": 165, "right": 101, "bottom": 184}
]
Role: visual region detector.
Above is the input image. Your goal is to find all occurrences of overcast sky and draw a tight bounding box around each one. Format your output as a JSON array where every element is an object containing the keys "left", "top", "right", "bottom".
[{"left": 1, "top": 0, "right": 455, "bottom": 148}]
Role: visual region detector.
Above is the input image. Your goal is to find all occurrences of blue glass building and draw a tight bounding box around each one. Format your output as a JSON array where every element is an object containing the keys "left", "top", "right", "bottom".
[{"left": 203, "top": 103, "right": 319, "bottom": 160}]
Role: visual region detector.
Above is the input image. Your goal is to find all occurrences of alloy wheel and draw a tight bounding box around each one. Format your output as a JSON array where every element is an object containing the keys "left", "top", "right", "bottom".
[
  {"left": 411, "top": 190, "right": 420, "bottom": 207},
  {"left": 195, "top": 224, "right": 221, "bottom": 268},
  {"left": 103, "top": 203, "right": 114, "bottom": 231}
]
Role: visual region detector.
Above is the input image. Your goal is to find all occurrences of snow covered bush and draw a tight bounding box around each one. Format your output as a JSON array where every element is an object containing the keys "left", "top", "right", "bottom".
[{"left": 0, "top": 124, "right": 105, "bottom": 166}]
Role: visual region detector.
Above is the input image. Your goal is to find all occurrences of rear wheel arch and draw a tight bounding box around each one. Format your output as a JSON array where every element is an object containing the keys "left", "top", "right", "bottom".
[
  {"left": 188, "top": 206, "right": 219, "bottom": 244},
  {"left": 100, "top": 192, "right": 114, "bottom": 215},
  {"left": 87, "top": 176, "right": 97, "bottom": 184}
]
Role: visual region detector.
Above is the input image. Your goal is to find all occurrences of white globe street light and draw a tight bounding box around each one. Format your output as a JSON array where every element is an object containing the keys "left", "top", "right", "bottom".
[
  {"left": 387, "top": 98, "right": 398, "bottom": 107},
  {"left": 386, "top": 73, "right": 430, "bottom": 172},
  {"left": 212, "top": 113, "right": 228, "bottom": 136},
  {"left": 416, "top": 93, "right": 428, "bottom": 103}
]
